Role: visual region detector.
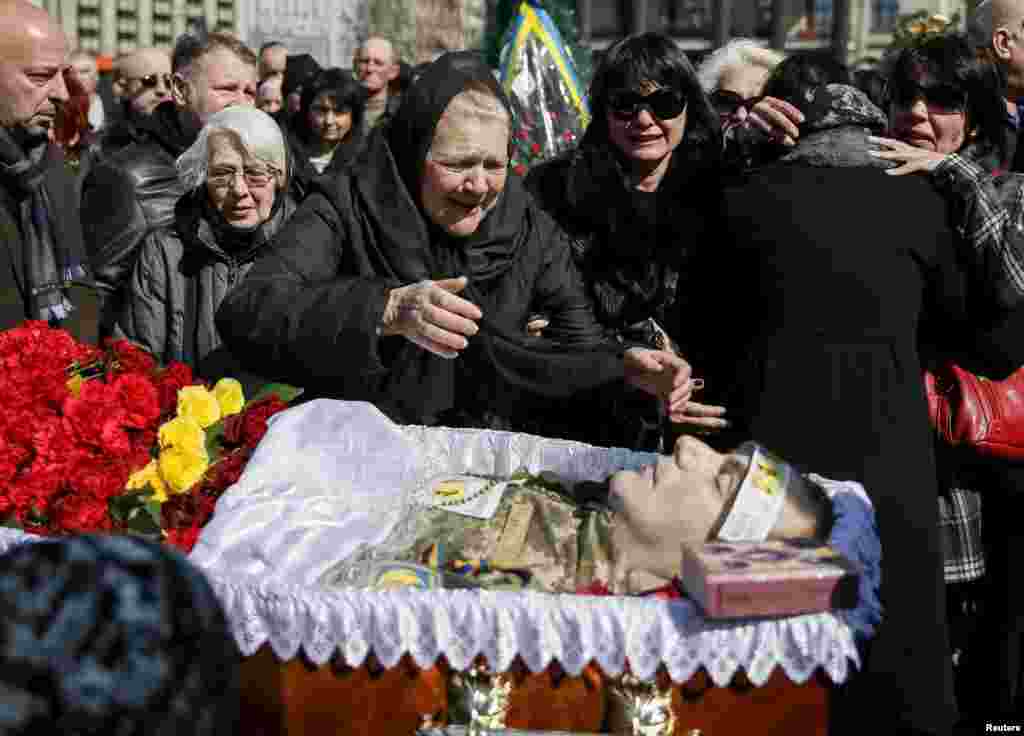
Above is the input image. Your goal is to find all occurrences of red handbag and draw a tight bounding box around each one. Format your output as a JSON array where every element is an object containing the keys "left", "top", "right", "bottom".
[{"left": 925, "top": 362, "right": 1024, "bottom": 461}]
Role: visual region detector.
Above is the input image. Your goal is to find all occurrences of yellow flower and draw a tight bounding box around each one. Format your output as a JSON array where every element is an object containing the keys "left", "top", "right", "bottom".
[
  {"left": 158, "top": 415, "right": 206, "bottom": 455},
  {"left": 126, "top": 459, "right": 169, "bottom": 503},
  {"left": 212, "top": 377, "right": 245, "bottom": 417},
  {"left": 158, "top": 447, "right": 209, "bottom": 495},
  {"left": 177, "top": 385, "right": 221, "bottom": 428},
  {"left": 66, "top": 374, "right": 83, "bottom": 398}
]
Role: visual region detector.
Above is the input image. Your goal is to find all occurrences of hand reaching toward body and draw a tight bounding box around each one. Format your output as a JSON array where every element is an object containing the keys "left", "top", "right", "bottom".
[
  {"left": 623, "top": 348, "right": 695, "bottom": 418},
  {"left": 380, "top": 276, "right": 482, "bottom": 358}
]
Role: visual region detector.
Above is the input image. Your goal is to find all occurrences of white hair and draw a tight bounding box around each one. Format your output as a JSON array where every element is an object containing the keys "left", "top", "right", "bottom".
[
  {"left": 176, "top": 106, "right": 287, "bottom": 192},
  {"left": 696, "top": 38, "right": 785, "bottom": 92}
]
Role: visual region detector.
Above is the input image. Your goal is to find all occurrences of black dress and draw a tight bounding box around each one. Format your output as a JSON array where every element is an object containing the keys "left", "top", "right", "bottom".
[{"left": 695, "top": 88, "right": 1024, "bottom": 735}]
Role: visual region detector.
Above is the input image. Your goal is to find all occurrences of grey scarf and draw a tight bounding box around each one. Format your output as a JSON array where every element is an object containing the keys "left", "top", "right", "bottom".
[
  {"left": 0, "top": 128, "right": 87, "bottom": 323},
  {"left": 777, "top": 84, "right": 897, "bottom": 171}
]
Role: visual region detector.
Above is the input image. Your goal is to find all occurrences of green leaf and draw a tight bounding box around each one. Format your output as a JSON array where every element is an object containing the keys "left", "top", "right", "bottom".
[
  {"left": 205, "top": 418, "right": 226, "bottom": 461},
  {"left": 108, "top": 487, "right": 156, "bottom": 523},
  {"left": 248, "top": 382, "right": 303, "bottom": 405}
]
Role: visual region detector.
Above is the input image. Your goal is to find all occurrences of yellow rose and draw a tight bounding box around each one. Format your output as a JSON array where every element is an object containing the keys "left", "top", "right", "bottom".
[
  {"left": 126, "top": 459, "right": 169, "bottom": 503},
  {"left": 158, "top": 447, "right": 210, "bottom": 495},
  {"left": 158, "top": 415, "right": 206, "bottom": 455},
  {"left": 212, "top": 378, "right": 245, "bottom": 417},
  {"left": 66, "top": 374, "right": 83, "bottom": 398},
  {"left": 176, "top": 385, "right": 221, "bottom": 428}
]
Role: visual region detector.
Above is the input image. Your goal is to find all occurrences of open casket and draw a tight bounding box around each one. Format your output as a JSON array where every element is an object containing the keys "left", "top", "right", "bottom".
[{"left": 0, "top": 401, "right": 881, "bottom": 735}]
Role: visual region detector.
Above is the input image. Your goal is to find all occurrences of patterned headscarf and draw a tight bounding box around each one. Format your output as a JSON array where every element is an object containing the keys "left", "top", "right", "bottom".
[{"left": 0, "top": 535, "right": 239, "bottom": 735}]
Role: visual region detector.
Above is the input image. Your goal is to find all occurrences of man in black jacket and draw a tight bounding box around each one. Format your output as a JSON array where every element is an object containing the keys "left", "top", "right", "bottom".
[
  {"left": 81, "top": 32, "right": 258, "bottom": 338},
  {"left": 0, "top": 0, "right": 97, "bottom": 341}
]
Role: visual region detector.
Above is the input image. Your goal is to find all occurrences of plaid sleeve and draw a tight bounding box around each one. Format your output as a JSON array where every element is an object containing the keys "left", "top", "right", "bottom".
[
  {"left": 937, "top": 487, "right": 985, "bottom": 584},
  {"left": 932, "top": 154, "right": 1024, "bottom": 310}
]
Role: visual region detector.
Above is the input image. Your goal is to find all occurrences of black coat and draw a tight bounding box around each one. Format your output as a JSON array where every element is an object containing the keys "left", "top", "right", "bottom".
[
  {"left": 217, "top": 52, "right": 623, "bottom": 429},
  {"left": 81, "top": 101, "right": 192, "bottom": 334},
  {"left": 0, "top": 141, "right": 98, "bottom": 342},
  {"left": 698, "top": 146, "right": 1024, "bottom": 733}
]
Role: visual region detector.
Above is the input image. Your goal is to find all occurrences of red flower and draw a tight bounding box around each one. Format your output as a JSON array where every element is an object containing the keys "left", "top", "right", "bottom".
[
  {"left": 165, "top": 524, "right": 202, "bottom": 553},
  {"left": 106, "top": 338, "right": 157, "bottom": 376},
  {"left": 52, "top": 492, "right": 112, "bottom": 533},
  {"left": 530, "top": 142, "right": 541, "bottom": 154},
  {"left": 576, "top": 580, "right": 612, "bottom": 596},
  {"left": 512, "top": 163, "right": 528, "bottom": 177},
  {"left": 111, "top": 373, "right": 161, "bottom": 429},
  {"left": 223, "top": 395, "right": 289, "bottom": 449},
  {"left": 154, "top": 362, "right": 196, "bottom": 416}
]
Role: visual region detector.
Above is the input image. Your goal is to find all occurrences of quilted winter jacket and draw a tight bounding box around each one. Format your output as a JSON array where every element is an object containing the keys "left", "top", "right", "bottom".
[{"left": 119, "top": 193, "right": 296, "bottom": 371}]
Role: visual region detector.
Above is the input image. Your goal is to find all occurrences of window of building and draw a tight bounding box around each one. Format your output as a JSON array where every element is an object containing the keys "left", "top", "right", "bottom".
[
  {"left": 871, "top": 0, "right": 899, "bottom": 33},
  {"left": 661, "top": 0, "right": 711, "bottom": 37}
]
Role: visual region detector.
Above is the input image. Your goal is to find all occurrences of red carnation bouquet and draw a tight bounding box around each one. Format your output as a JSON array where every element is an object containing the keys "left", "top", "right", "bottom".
[{"left": 0, "top": 322, "right": 298, "bottom": 552}]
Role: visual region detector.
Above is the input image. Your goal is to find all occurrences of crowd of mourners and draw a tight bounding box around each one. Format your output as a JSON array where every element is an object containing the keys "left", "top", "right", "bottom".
[{"left": 5, "top": 0, "right": 1024, "bottom": 731}]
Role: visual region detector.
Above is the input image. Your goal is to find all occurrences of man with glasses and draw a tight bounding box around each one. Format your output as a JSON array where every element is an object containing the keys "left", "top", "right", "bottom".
[
  {"left": 82, "top": 32, "right": 259, "bottom": 339},
  {"left": 0, "top": 0, "right": 97, "bottom": 339},
  {"left": 102, "top": 47, "right": 172, "bottom": 154},
  {"left": 970, "top": 0, "right": 1024, "bottom": 171},
  {"left": 354, "top": 37, "right": 400, "bottom": 134}
]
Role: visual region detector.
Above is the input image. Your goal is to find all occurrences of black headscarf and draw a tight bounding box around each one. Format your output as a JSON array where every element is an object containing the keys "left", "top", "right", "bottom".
[
  {"left": 345, "top": 52, "right": 625, "bottom": 423},
  {"left": 0, "top": 535, "right": 238, "bottom": 735}
]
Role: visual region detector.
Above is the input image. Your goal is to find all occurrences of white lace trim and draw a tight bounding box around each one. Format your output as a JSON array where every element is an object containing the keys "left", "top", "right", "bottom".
[{"left": 0, "top": 402, "right": 882, "bottom": 687}]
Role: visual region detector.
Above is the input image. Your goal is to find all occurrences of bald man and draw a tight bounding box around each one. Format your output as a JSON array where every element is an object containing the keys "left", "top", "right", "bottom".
[
  {"left": 0, "top": 0, "right": 97, "bottom": 340},
  {"left": 103, "top": 47, "right": 172, "bottom": 153},
  {"left": 354, "top": 37, "right": 400, "bottom": 133},
  {"left": 259, "top": 41, "right": 287, "bottom": 79},
  {"left": 970, "top": 0, "right": 1024, "bottom": 170}
]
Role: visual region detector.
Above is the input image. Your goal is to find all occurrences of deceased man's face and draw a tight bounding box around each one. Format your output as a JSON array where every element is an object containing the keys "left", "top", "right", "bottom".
[{"left": 610, "top": 437, "right": 750, "bottom": 586}]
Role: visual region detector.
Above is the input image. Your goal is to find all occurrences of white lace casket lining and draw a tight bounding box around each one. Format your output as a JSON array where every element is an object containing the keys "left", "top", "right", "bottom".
[{"left": 0, "top": 400, "right": 882, "bottom": 687}]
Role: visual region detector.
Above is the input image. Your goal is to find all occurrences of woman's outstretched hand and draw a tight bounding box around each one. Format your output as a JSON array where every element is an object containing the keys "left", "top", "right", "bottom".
[
  {"left": 624, "top": 348, "right": 694, "bottom": 417},
  {"left": 869, "top": 136, "right": 949, "bottom": 175},
  {"left": 380, "top": 276, "right": 483, "bottom": 358}
]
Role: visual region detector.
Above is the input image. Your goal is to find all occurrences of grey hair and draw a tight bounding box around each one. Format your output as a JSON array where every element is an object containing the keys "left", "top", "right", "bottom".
[
  {"left": 696, "top": 38, "right": 785, "bottom": 92},
  {"left": 175, "top": 106, "right": 287, "bottom": 192}
]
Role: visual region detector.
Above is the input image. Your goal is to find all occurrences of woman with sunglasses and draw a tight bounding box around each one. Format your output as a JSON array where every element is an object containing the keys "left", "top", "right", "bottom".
[
  {"left": 118, "top": 106, "right": 295, "bottom": 377},
  {"left": 523, "top": 32, "right": 727, "bottom": 450},
  {"left": 870, "top": 34, "right": 1024, "bottom": 727}
]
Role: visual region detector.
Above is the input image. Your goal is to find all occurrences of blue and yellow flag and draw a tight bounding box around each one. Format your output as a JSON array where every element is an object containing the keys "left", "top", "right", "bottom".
[{"left": 498, "top": 0, "right": 590, "bottom": 174}]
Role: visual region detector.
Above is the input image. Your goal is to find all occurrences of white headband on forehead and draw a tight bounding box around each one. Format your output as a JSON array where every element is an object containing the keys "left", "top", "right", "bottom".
[{"left": 176, "top": 106, "right": 287, "bottom": 192}]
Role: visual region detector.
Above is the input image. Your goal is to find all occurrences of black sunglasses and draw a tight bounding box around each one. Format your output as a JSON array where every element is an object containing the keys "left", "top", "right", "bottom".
[
  {"left": 709, "top": 89, "right": 764, "bottom": 117},
  {"left": 608, "top": 89, "right": 687, "bottom": 121},
  {"left": 127, "top": 73, "right": 173, "bottom": 90},
  {"left": 889, "top": 81, "right": 967, "bottom": 112}
]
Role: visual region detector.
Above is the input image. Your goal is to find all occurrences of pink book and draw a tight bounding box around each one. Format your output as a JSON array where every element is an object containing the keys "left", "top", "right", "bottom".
[{"left": 679, "top": 539, "right": 860, "bottom": 619}]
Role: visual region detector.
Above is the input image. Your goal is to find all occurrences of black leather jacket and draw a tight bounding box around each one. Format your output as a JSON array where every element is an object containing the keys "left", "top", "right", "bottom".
[{"left": 81, "top": 101, "right": 193, "bottom": 333}]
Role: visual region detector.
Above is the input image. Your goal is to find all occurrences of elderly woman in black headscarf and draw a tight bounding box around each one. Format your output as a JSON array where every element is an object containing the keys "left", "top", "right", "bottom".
[
  {"left": 216, "top": 51, "right": 691, "bottom": 432},
  {"left": 0, "top": 535, "right": 238, "bottom": 735}
]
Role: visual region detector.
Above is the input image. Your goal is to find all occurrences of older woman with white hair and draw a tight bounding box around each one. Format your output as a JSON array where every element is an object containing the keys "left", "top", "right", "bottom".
[
  {"left": 697, "top": 38, "right": 785, "bottom": 122},
  {"left": 118, "top": 106, "right": 296, "bottom": 372}
]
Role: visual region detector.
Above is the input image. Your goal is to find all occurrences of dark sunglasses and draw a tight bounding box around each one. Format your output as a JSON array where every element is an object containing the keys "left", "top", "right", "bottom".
[
  {"left": 889, "top": 81, "right": 966, "bottom": 112},
  {"left": 127, "top": 73, "right": 173, "bottom": 90},
  {"left": 709, "top": 89, "right": 764, "bottom": 117},
  {"left": 608, "top": 89, "right": 687, "bottom": 121}
]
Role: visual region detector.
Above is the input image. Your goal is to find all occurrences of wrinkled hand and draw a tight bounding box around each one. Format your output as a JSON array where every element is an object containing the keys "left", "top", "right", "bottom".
[
  {"left": 868, "top": 136, "right": 949, "bottom": 175},
  {"left": 525, "top": 315, "right": 549, "bottom": 338},
  {"left": 380, "top": 276, "right": 482, "bottom": 358},
  {"left": 748, "top": 96, "right": 804, "bottom": 147},
  {"left": 623, "top": 348, "right": 693, "bottom": 416}
]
